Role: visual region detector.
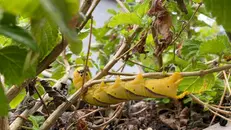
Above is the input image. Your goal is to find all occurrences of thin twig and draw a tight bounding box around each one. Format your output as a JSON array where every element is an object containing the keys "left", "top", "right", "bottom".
[
  {"left": 189, "top": 94, "right": 231, "bottom": 115},
  {"left": 210, "top": 105, "right": 231, "bottom": 109},
  {"left": 77, "top": 105, "right": 119, "bottom": 123},
  {"left": 89, "top": 103, "right": 125, "bottom": 129},
  {"left": 207, "top": 107, "right": 231, "bottom": 122},
  {"left": 130, "top": 106, "right": 148, "bottom": 116},
  {"left": 223, "top": 71, "right": 231, "bottom": 96},
  {"left": 108, "top": 72, "right": 135, "bottom": 76},
  {"left": 128, "top": 60, "right": 155, "bottom": 71},
  {"left": 115, "top": 0, "right": 130, "bottom": 13},
  {"left": 79, "top": 0, "right": 100, "bottom": 30},
  {"left": 209, "top": 71, "right": 228, "bottom": 125},
  {"left": 56, "top": 59, "right": 65, "bottom": 67},
  {"left": 171, "top": 3, "right": 202, "bottom": 45},
  {"left": 81, "top": 16, "right": 93, "bottom": 91},
  {"left": 33, "top": 84, "right": 50, "bottom": 116},
  {"left": 62, "top": 50, "right": 70, "bottom": 69},
  {"left": 115, "top": 31, "right": 147, "bottom": 61}
]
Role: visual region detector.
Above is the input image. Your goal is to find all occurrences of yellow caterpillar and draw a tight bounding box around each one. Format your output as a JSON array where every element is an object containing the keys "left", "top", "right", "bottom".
[{"left": 73, "top": 68, "right": 188, "bottom": 106}]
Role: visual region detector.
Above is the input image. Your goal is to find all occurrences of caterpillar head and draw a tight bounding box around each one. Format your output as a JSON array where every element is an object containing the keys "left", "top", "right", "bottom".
[
  {"left": 161, "top": 72, "right": 183, "bottom": 98},
  {"left": 73, "top": 67, "right": 91, "bottom": 90}
]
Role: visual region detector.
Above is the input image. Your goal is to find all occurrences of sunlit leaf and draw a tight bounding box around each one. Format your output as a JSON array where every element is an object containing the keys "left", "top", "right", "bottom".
[
  {"left": 78, "top": 30, "right": 89, "bottom": 40},
  {"left": 179, "top": 74, "right": 215, "bottom": 93},
  {"left": 134, "top": 0, "right": 149, "bottom": 17},
  {"left": 0, "top": 0, "right": 40, "bottom": 17},
  {"left": 10, "top": 89, "right": 26, "bottom": 109},
  {"left": 192, "top": 0, "right": 202, "bottom": 3},
  {"left": 51, "top": 65, "right": 65, "bottom": 80},
  {"left": 108, "top": 12, "right": 142, "bottom": 27}
]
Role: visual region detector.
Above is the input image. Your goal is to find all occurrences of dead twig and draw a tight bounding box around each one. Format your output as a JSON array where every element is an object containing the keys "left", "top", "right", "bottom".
[
  {"left": 89, "top": 103, "right": 125, "bottom": 129},
  {"left": 209, "top": 71, "right": 229, "bottom": 125}
]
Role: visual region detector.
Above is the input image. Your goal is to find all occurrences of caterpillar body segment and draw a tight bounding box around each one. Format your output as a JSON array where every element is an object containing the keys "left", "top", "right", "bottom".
[
  {"left": 82, "top": 85, "right": 109, "bottom": 107},
  {"left": 73, "top": 68, "right": 186, "bottom": 106},
  {"left": 93, "top": 82, "right": 123, "bottom": 104},
  {"left": 106, "top": 77, "right": 143, "bottom": 100},
  {"left": 145, "top": 72, "right": 182, "bottom": 99},
  {"left": 124, "top": 74, "right": 165, "bottom": 98}
]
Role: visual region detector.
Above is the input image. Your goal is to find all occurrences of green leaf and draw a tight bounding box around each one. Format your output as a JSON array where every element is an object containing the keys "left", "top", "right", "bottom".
[
  {"left": 199, "top": 35, "right": 230, "bottom": 55},
  {"left": 69, "top": 39, "right": 83, "bottom": 55},
  {"left": 134, "top": 0, "right": 149, "bottom": 17},
  {"left": 0, "top": 46, "right": 31, "bottom": 85},
  {"left": 78, "top": 30, "right": 89, "bottom": 40},
  {"left": 10, "top": 89, "right": 26, "bottom": 109},
  {"left": 0, "top": 12, "right": 16, "bottom": 25},
  {"left": 31, "top": 19, "right": 59, "bottom": 60},
  {"left": 0, "top": 25, "right": 38, "bottom": 51},
  {"left": 163, "top": 53, "right": 188, "bottom": 68},
  {"left": 181, "top": 40, "right": 200, "bottom": 60},
  {"left": 179, "top": 74, "right": 215, "bottom": 93},
  {"left": 0, "top": 84, "right": 8, "bottom": 116},
  {"left": 39, "top": 0, "right": 79, "bottom": 42},
  {"left": 0, "top": 0, "right": 40, "bottom": 17},
  {"left": 75, "top": 57, "right": 84, "bottom": 65},
  {"left": 204, "top": 0, "right": 231, "bottom": 32},
  {"left": 108, "top": 12, "right": 142, "bottom": 27},
  {"left": 51, "top": 65, "right": 65, "bottom": 80},
  {"left": 107, "top": 9, "right": 117, "bottom": 15},
  {"left": 162, "top": 98, "right": 170, "bottom": 104},
  {"left": 0, "top": 35, "right": 12, "bottom": 47},
  {"left": 192, "top": 0, "right": 202, "bottom": 3},
  {"left": 28, "top": 115, "right": 45, "bottom": 130}
]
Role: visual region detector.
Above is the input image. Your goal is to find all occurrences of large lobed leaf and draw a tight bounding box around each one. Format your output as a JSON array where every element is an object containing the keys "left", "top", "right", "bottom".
[
  {"left": 39, "top": 0, "right": 79, "bottom": 43},
  {"left": 181, "top": 40, "right": 201, "bottom": 60},
  {"left": 31, "top": 19, "right": 59, "bottom": 60},
  {"left": 0, "top": 46, "right": 33, "bottom": 85},
  {"left": 199, "top": 35, "right": 231, "bottom": 55},
  {"left": 204, "top": 0, "right": 231, "bottom": 32}
]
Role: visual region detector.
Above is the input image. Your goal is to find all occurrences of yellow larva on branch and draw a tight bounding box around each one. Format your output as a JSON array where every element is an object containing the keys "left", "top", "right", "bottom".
[{"left": 73, "top": 69, "right": 188, "bottom": 106}]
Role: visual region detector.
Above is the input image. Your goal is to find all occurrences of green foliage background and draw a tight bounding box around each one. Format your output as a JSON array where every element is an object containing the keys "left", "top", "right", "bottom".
[{"left": 0, "top": 0, "right": 231, "bottom": 125}]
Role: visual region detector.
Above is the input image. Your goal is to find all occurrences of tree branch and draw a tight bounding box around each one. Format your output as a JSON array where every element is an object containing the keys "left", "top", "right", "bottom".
[{"left": 92, "top": 64, "right": 231, "bottom": 84}]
